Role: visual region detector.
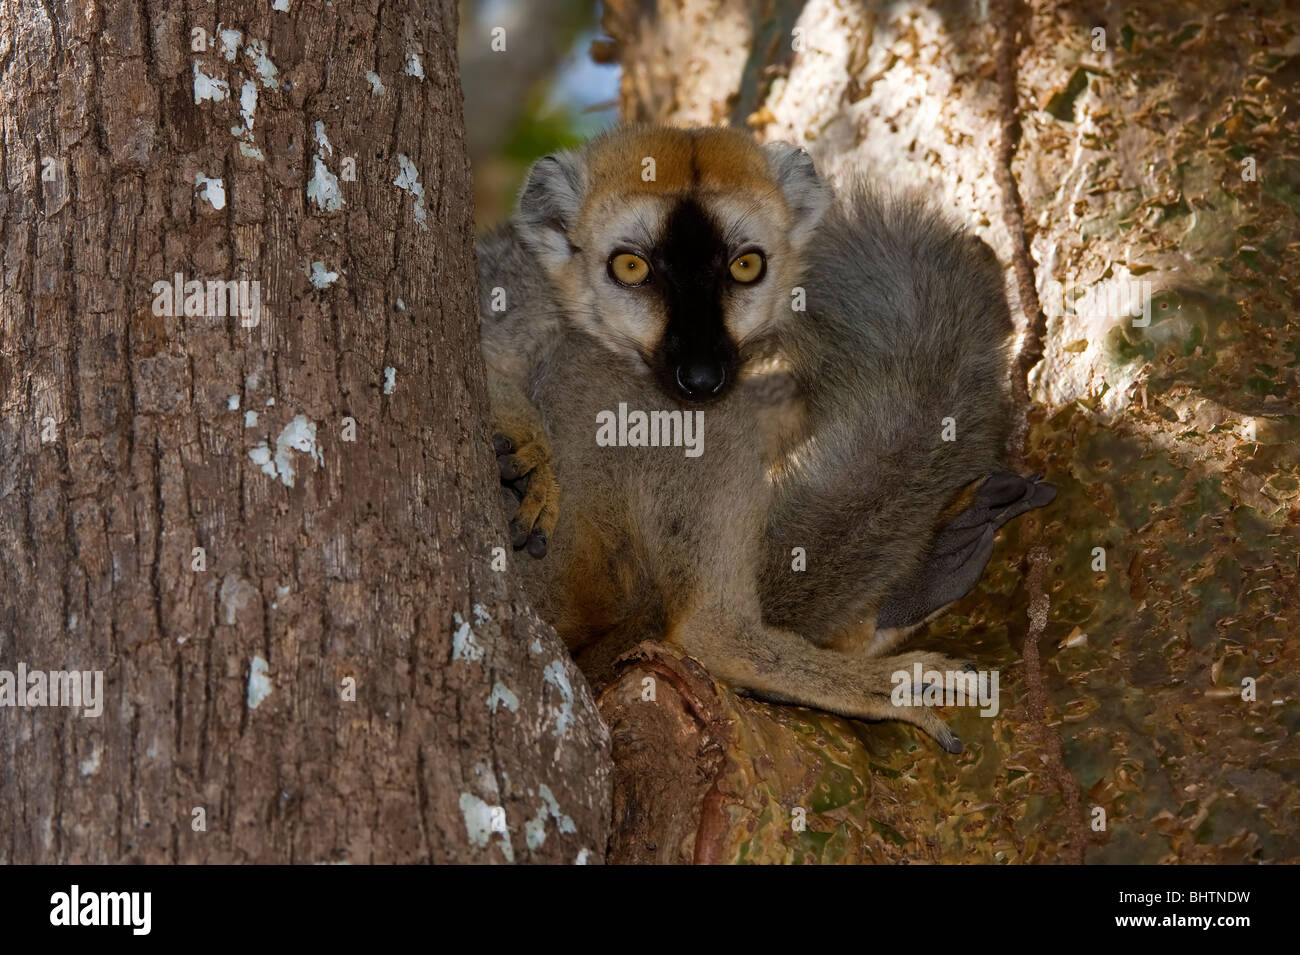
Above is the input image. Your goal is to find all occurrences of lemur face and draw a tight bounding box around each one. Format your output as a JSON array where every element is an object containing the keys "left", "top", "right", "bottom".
[
  {"left": 516, "top": 127, "right": 828, "bottom": 404},
  {"left": 578, "top": 188, "right": 790, "bottom": 403}
]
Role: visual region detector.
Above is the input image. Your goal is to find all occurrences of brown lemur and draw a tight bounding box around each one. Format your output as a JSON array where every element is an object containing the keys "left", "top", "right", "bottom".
[{"left": 477, "top": 125, "right": 1054, "bottom": 752}]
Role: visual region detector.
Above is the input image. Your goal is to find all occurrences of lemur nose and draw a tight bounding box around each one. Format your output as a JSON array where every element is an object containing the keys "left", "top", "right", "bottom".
[{"left": 676, "top": 362, "right": 726, "bottom": 399}]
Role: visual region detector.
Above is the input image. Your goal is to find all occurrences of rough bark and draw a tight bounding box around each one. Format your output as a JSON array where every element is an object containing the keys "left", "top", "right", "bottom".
[
  {"left": 601, "top": 0, "right": 1300, "bottom": 863},
  {"left": 0, "top": 0, "right": 611, "bottom": 863}
]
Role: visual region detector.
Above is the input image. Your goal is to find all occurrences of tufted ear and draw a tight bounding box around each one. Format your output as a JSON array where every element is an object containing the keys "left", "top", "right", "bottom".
[
  {"left": 762, "top": 142, "right": 831, "bottom": 247},
  {"left": 515, "top": 150, "right": 589, "bottom": 271}
]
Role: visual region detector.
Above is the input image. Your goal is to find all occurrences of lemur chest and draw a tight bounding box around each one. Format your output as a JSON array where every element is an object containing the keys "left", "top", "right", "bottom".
[{"left": 531, "top": 352, "right": 771, "bottom": 539}]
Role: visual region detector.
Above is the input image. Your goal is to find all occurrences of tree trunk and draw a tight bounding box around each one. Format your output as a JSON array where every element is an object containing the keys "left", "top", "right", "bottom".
[
  {"left": 600, "top": 0, "right": 1300, "bottom": 863},
  {"left": 0, "top": 0, "right": 611, "bottom": 863}
]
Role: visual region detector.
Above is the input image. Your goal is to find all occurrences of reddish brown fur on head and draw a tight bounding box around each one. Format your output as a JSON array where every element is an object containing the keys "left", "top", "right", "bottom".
[{"left": 582, "top": 126, "right": 783, "bottom": 199}]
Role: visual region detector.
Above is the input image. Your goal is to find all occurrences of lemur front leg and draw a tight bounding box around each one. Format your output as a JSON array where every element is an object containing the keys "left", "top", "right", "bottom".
[
  {"left": 488, "top": 374, "right": 559, "bottom": 558},
  {"left": 671, "top": 608, "right": 972, "bottom": 753},
  {"left": 865, "top": 471, "right": 1056, "bottom": 657}
]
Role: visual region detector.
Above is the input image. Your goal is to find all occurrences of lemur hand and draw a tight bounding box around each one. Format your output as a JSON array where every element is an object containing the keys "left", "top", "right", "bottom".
[{"left": 493, "top": 426, "right": 559, "bottom": 559}]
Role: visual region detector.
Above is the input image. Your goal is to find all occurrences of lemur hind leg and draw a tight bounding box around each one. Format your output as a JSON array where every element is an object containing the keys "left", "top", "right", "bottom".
[
  {"left": 865, "top": 471, "right": 1056, "bottom": 658},
  {"left": 671, "top": 607, "right": 971, "bottom": 753}
]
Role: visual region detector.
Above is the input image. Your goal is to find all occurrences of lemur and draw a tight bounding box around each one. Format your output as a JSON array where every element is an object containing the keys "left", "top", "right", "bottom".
[{"left": 477, "top": 125, "right": 1054, "bottom": 752}]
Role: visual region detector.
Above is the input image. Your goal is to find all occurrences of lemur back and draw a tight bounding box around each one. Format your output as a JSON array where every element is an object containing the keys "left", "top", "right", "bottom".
[{"left": 759, "top": 183, "right": 1016, "bottom": 649}]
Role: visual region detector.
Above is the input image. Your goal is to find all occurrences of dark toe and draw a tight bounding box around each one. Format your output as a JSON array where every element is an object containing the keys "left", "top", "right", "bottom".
[
  {"left": 526, "top": 531, "right": 548, "bottom": 559},
  {"left": 978, "top": 470, "right": 1028, "bottom": 507},
  {"left": 1028, "top": 479, "right": 1057, "bottom": 508}
]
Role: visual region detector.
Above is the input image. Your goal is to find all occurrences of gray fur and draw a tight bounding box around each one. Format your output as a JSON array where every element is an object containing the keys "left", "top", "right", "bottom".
[
  {"left": 761, "top": 142, "right": 831, "bottom": 244},
  {"left": 515, "top": 151, "right": 588, "bottom": 269},
  {"left": 477, "top": 221, "right": 564, "bottom": 382},
  {"left": 760, "top": 182, "right": 1015, "bottom": 645}
]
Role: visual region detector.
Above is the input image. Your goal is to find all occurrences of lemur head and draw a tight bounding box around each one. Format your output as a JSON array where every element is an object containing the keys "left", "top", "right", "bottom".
[{"left": 513, "top": 125, "right": 829, "bottom": 403}]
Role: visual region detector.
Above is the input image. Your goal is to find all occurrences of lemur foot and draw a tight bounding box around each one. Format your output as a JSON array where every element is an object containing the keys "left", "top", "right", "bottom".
[
  {"left": 493, "top": 431, "right": 559, "bottom": 558},
  {"left": 860, "top": 651, "right": 976, "bottom": 753},
  {"left": 876, "top": 471, "right": 1056, "bottom": 631}
]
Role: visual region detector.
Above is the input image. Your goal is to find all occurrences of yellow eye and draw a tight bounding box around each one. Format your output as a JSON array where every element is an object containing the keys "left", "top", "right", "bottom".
[
  {"left": 610, "top": 252, "right": 650, "bottom": 286},
  {"left": 729, "top": 251, "right": 765, "bottom": 283}
]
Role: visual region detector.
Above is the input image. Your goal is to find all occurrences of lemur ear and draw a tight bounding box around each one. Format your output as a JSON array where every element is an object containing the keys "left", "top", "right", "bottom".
[
  {"left": 763, "top": 142, "right": 830, "bottom": 246},
  {"left": 515, "top": 150, "right": 588, "bottom": 270}
]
